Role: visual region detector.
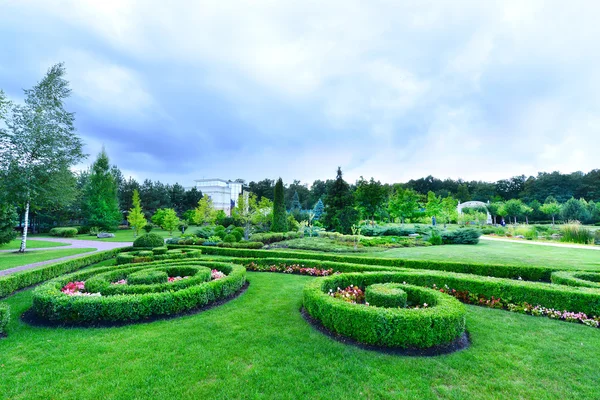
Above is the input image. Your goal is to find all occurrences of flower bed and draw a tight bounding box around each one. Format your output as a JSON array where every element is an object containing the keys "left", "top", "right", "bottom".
[
  {"left": 245, "top": 262, "right": 334, "bottom": 276},
  {"left": 32, "top": 259, "right": 246, "bottom": 324}
]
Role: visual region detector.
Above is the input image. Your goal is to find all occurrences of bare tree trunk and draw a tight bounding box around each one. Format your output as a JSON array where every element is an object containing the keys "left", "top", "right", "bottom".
[
  {"left": 552, "top": 215, "right": 555, "bottom": 226},
  {"left": 19, "top": 201, "right": 30, "bottom": 253}
]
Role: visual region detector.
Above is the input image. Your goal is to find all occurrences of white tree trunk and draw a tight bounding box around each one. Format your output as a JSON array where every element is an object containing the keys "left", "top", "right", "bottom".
[{"left": 19, "top": 201, "right": 30, "bottom": 253}]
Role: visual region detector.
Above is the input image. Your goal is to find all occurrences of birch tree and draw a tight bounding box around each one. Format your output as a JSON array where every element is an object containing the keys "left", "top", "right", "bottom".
[{"left": 0, "top": 63, "right": 85, "bottom": 252}]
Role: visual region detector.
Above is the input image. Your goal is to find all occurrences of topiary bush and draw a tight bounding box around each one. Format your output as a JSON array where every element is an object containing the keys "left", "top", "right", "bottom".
[
  {"left": 127, "top": 270, "right": 169, "bottom": 285},
  {"left": 365, "top": 283, "right": 407, "bottom": 308},
  {"left": 223, "top": 233, "right": 237, "bottom": 243},
  {"left": 49, "top": 227, "right": 78, "bottom": 237},
  {"left": 32, "top": 259, "right": 246, "bottom": 324},
  {"left": 133, "top": 233, "right": 164, "bottom": 248}
]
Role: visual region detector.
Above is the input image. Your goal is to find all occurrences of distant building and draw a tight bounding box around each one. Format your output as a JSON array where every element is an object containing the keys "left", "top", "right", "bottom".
[{"left": 194, "top": 179, "right": 243, "bottom": 216}]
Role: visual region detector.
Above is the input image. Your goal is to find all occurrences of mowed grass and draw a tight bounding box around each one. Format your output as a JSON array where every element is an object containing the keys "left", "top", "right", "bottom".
[
  {"left": 35, "top": 228, "right": 185, "bottom": 243},
  {"left": 0, "top": 239, "right": 68, "bottom": 250},
  {"left": 1, "top": 272, "right": 599, "bottom": 399},
  {"left": 0, "top": 248, "right": 96, "bottom": 271},
  {"left": 363, "top": 239, "right": 600, "bottom": 271}
]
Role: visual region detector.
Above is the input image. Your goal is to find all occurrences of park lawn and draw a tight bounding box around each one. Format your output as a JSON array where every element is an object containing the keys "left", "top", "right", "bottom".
[
  {"left": 0, "top": 248, "right": 96, "bottom": 271},
  {"left": 363, "top": 239, "right": 600, "bottom": 271},
  {"left": 34, "top": 228, "right": 185, "bottom": 243},
  {"left": 1, "top": 272, "right": 599, "bottom": 399},
  {"left": 0, "top": 239, "right": 69, "bottom": 250}
]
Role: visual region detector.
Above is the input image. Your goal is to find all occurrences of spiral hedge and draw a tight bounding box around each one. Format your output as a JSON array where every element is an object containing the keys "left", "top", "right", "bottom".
[
  {"left": 32, "top": 259, "right": 246, "bottom": 324},
  {"left": 551, "top": 271, "right": 600, "bottom": 288},
  {"left": 304, "top": 273, "right": 466, "bottom": 348},
  {"left": 116, "top": 248, "right": 202, "bottom": 265}
]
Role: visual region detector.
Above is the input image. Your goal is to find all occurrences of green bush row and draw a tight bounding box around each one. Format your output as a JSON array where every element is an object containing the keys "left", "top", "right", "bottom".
[
  {"left": 304, "top": 277, "right": 466, "bottom": 348},
  {"left": 116, "top": 249, "right": 202, "bottom": 265},
  {"left": 217, "top": 241, "right": 264, "bottom": 249},
  {"left": 440, "top": 229, "right": 481, "bottom": 245},
  {"left": 49, "top": 227, "right": 78, "bottom": 237},
  {"left": 0, "top": 302, "right": 9, "bottom": 335},
  {"left": 32, "top": 261, "right": 246, "bottom": 323},
  {"left": 249, "top": 231, "right": 303, "bottom": 244},
  {"left": 551, "top": 271, "right": 600, "bottom": 289},
  {"left": 173, "top": 246, "right": 556, "bottom": 281}
]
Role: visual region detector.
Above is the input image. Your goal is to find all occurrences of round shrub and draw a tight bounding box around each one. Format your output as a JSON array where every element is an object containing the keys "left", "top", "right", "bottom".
[
  {"left": 128, "top": 270, "right": 168, "bottom": 285},
  {"left": 133, "top": 233, "right": 164, "bottom": 248},
  {"left": 32, "top": 259, "right": 247, "bottom": 324},
  {"left": 303, "top": 272, "right": 466, "bottom": 349},
  {"left": 365, "top": 283, "right": 407, "bottom": 308},
  {"left": 223, "top": 234, "right": 237, "bottom": 243}
]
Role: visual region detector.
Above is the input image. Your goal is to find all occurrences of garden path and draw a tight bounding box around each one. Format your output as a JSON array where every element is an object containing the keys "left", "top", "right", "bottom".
[
  {"left": 481, "top": 235, "right": 600, "bottom": 250},
  {"left": 0, "top": 238, "right": 132, "bottom": 277}
]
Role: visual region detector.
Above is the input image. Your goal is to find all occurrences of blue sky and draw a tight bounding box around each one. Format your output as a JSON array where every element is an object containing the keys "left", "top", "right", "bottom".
[{"left": 1, "top": 0, "right": 599, "bottom": 186}]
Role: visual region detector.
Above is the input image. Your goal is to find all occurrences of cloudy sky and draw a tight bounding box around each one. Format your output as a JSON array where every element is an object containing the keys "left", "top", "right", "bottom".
[{"left": 1, "top": 0, "right": 599, "bottom": 186}]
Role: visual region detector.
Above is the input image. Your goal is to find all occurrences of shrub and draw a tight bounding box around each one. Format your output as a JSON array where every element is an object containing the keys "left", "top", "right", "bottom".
[
  {"left": 441, "top": 228, "right": 481, "bottom": 245},
  {"left": 127, "top": 270, "right": 169, "bottom": 285},
  {"left": 143, "top": 224, "right": 154, "bottom": 233},
  {"left": 231, "top": 230, "right": 243, "bottom": 242},
  {"left": 365, "top": 283, "right": 407, "bottom": 308},
  {"left": 214, "top": 225, "right": 226, "bottom": 239},
  {"left": 217, "top": 241, "right": 264, "bottom": 249},
  {"left": 428, "top": 230, "right": 443, "bottom": 246},
  {"left": 223, "top": 234, "right": 237, "bottom": 243},
  {"left": 0, "top": 302, "right": 9, "bottom": 335},
  {"left": 250, "top": 231, "right": 303, "bottom": 245},
  {"left": 551, "top": 271, "right": 600, "bottom": 289},
  {"left": 152, "top": 247, "right": 168, "bottom": 255},
  {"left": 560, "top": 222, "right": 593, "bottom": 244},
  {"left": 32, "top": 260, "right": 246, "bottom": 323},
  {"left": 595, "top": 230, "right": 600, "bottom": 245},
  {"left": 49, "top": 227, "right": 78, "bottom": 237},
  {"left": 304, "top": 276, "right": 465, "bottom": 348},
  {"left": 194, "top": 225, "right": 215, "bottom": 239},
  {"left": 133, "top": 233, "right": 164, "bottom": 248}
]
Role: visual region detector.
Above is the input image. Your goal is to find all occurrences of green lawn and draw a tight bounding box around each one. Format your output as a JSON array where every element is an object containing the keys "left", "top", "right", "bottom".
[
  {"left": 0, "top": 239, "right": 69, "bottom": 250},
  {"left": 34, "top": 228, "right": 184, "bottom": 243},
  {"left": 363, "top": 239, "right": 600, "bottom": 271},
  {"left": 1, "top": 272, "right": 599, "bottom": 399},
  {"left": 0, "top": 248, "right": 96, "bottom": 271}
]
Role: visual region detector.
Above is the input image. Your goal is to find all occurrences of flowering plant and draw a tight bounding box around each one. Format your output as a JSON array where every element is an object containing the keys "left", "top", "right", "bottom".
[
  {"left": 246, "top": 262, "right": 335, "bottom": 276},
  {"left": 61, "top": 281, "right": 101, "bottom": 297},
  {"left": 211, "top": 270, "right": 226, "bottom": 280},
  {"left": 168, "top": 276, "right": 190, "bottom": 282}
]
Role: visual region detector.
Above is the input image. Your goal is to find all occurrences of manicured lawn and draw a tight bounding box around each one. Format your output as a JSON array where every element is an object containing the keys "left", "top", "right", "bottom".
[
  {"left": 363, "top": 239, "right": 600, "bottom": 271},
  {"left": 0, "top": 239, "right": 68, "bottom": 250},
  {"left": 1, "top": 272, "right": 599, "bottom": 399},
  {"left": 0, "top": 248, "right": 96, "bottom": 271},
  {"left": 34, "top": 228, "right": 185, "bottom": 243}
]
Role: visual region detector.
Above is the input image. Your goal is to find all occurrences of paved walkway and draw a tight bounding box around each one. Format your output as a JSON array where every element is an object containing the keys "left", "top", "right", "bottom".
[
  {"left": 481, "top": 235, "right": 600, "bottom": 250},
  {"left": 0, "top": 238, "right": 132, "bottom": 277}
]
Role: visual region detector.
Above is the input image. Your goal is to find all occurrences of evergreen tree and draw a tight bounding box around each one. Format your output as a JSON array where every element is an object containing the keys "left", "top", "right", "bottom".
[
  {"left": 82, "top": 149, "right": 122, "bottom": 231},
  {"left": 271, "top": 178, "right": 288, "bottom": 232},
  {"left": 322, "top": 167, "right": 358, "bottom": 234},
  {"left": 291, "top": 191, "right": 302, "bottom": 212},
  {"left": 0, "top": 204, "right": 18, "bottom": 245},
  {"left": 127, "top": 189, "right": 146, "bottom": 237},
  {"left": 313, "top": 198, "right": 324, "bottom": 220}
]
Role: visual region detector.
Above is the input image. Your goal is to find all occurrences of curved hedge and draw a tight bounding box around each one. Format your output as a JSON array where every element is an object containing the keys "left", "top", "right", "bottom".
[
  {"left": 116, "top": 248, "right": 202, "bottom": 265},
  {"left": 0, "top": 302, "right": 9, "bottom": 335},
  {"left": 551, "top": 271, "right": 600, "bottom": 289},
  {"left": 32, "top": 259, "right": 246, "bottom": 324},
  {"left": 365, "top": 283, "right": 407, "bottom": 308},
  {"left": 304, "top": 273, "right": 466, "bottom": 348}
]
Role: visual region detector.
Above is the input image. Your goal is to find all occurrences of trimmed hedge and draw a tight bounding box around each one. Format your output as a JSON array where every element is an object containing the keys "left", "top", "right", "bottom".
[
  {"left": 133, "top": 233, "right": 164, "bottom": 248},
  {"left": 217, "top": 241, "right": 264, "bottom": 249},
  {"left": 49, "top": 227, "right": 78, "bottom": 237},
  {"left": 172, "top": 246, "right": 557, "bottom": 282},
  {"left": 304, "top": 275, "right": 466, "bottom": 348},
  {"left": 152, "top": 247, "right": 168, "bottom": 255},
  {"left": 551, "top": 271, "right": 600, "bottom": 289},
  {"left": 249, "top": 231, "right": 303, "bottom": 245},
  {"left": 365, "top": 283, "right": 407, "bottom": 308},
  {"left": 0, "top": 302, "right": 9, "bottom": 335},
  {"left": 116, "top": 249, "right": 202, "bottom": 265},
  {"left": 441, "top": 229, "right": 481, "bottom": 245},
  {"left": 128, "top": 270, "right": 168, "bottom": 285},
  {"left": 32, "top": 260, "right": 246, "bottom": 323}
]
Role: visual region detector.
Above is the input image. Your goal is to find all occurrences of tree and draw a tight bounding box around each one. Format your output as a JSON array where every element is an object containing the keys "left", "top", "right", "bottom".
[
  {"left": 290, "top": 191, "right": 302, "bottom": 212},
  {"left": 0, "top": 63, "right": 85, "bottom": 252},
  {"left": 560, "top": 198, "right": 590, "bottom": 222},
  {"left": 183, "top": 187, "right": 203, "bottom": 212},
  {"left": 151, "top": 208, "right": 168, "bottom": 227},
  {"left": 0, "top": 204, "right": 18, "bottom": 245},
  {"left": 456, "top": 184, "right": 471, "bottom": 202},
  {"left": 127, "top": 189, "right": 146, "bottom": 237},
  {"left": 192, "top": 196, "right": 216, "bottom": 225},
  {"left": 160, "top": 208, "right": 180, "bottom": 236},
  {"left": 425, "top": 191, "right": 443, "bottom": 222},
  {"left": 322, "top": 167, "right": 358, "bottom": 234},
  {"left": 521, "top": 204, "right": 533, "bottom": 224},
  {"left": 313, "top": 199, "right": 325, "bottom": 220},
  {"left": 540, "top": 200, "right": 561, "bottom": 225},
  {"left": 388, "top": 188, "right": 422, "bottom": 224},
  {"left": 82, "top": 149, "right": 122, "bottom": 231},
  {"left": 487, "top": 202, "right": 503, "bottom": 225},
  {"left": 439, "top": 196, "right": 458, "bottom": 226},
  {"left": 233, "top": 192, "right": 258, "bottom": 239},
  {"left": 355, "top": 177, "right": 386, "bottom": 224},
  {"left": 271, "top": 178, "right": 288, "bottom": 232},
  {"left": 503, "top": 199, "right": 524, "bottom": 224}
]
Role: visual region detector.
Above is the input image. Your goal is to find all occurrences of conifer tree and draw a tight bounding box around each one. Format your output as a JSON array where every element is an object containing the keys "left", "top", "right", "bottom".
[
  {"left": 322, "top": 167, "right": 358, "bottom": 234},
  {"left": 271, "top": 178, "right": 288, "bottom": 232},
  {"left": 313, "top": 198, "right": 324, "bottom": 220},
  {"left": 127, "top": 189, "right": 146, "bottom": 237},
  {"left": 83, "top": 149, "right": 122, "bottom": 231}
]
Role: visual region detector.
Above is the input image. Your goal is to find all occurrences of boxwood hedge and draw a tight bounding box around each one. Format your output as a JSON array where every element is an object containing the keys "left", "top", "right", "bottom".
[
  {"left": 0, "top": 302, "right": 9, "bottom": 335},
  {"left": 551, "top": 271, "right": 600, "bottom": 289},
  {"left": 304, "top": 275, "right": 466, "bottom": 348},
  {"left": 365, "top": 283, "right": 407, "bottom": 308}
]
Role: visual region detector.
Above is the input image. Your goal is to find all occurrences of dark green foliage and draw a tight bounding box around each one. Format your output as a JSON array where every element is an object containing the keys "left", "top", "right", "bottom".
[
  {"left": 428, "top": 230, "right": 443, "bottom": 245},
  {"left": 232, "top": 227, "right": 244, "bottom": 242},
  {"left": 441, "top": 228, "right": 481, "bottom": 244},
  {"left": 133, "top": 233, "right": 164, "bottom": 248},
  {"left": 271, "top": 178, "right": 288, "bottom": 232},
  {"left": 49, "top": 227, "right": 78, "bottom": 237},
  {"left": 194, "top": 225, "right": 215, "bottom": 239},
  {"left": 561, "top": 198, "right": 591, "bottom": 222},
  {"left": 360, "top": 225, "right": 417, "bottom": 237},
  {"left": 249, "top": 231, "right": 303, "bottom": 245},
  {"left": 127, "top": 270, "right": 168, "bottom": 285},
  {"left": 82, "top": 149, "right": 122, "bottom": 231},
  {"left": 152, "top": 247, "right": 168, "bottom": 255},
  {"left": 223, "top": 234, "right": 237, "bottom": 243},
  {"left": 143, "top": 224, "right": 154, "bottom": 233},
  {"left": 322, "top": 168, "right": 358, "bottom": 234},
  {"left": 304, "top": 278, "right": 465, "bottom": 348},
  {"left": 214, "top": 225, "right": 226, "bottom": 239},
  {"left": 116, "top": 248, "right": 202, "bottom": 264},
  {"left": 32, "top": 260, "right": 246, "bottom": 323},
  {"left": 0, "top": 204, "right": 18, "bottom": 245},
  {"left": 290, "top": 191, "right": 302, "bottom": 212},
  {"left": 0, "top": 302, "right": 9, "bottom": 335},
  {"left": 217, "top": 241, "right": 264, "bottom": 249},
  {"left": 365, "top": 283, "right": 407, "bottom": 308}
]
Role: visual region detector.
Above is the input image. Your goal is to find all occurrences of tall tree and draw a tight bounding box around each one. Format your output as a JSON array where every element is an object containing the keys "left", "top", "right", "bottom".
[
  {"left": 192, "top": 196, "right": 216, "bottom": 225},
  {"left": 160, "top": 208, "right": 180, "bottom": 236},
  {"left": 0, "top": 63, "right": 85, "bottom": 251},
  {"left": 313, "top": 198, "right": 325, "bottom": 220},
  {"left": 388, "top": 188, "right": 422, "bottom": 224},
  {"left": 0, "top": 204, "right": 18, "bottom": 245},
  {"left": 271, "top": 178, "right": 288, "bottom": 232},
  {"left": 82, "top": 149, "right": 122, "bottom": 231},
  {"left": 322, "top": 167, "right": 358, "bottom": 234},
  {"left": 425, "top": 191, "right": 443, "bottom": 221},
  {"left": 456, "top": 184, "right": 471, "bottom": 202},
  {"left": 126, "top": 189, "right": 146, "bottom": 237},
  {"left": 503, "top": 199, "right": 524, "bottom": 224},
  {"left": 355, "top": 177, "right": 386, "bottom": 224}
]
